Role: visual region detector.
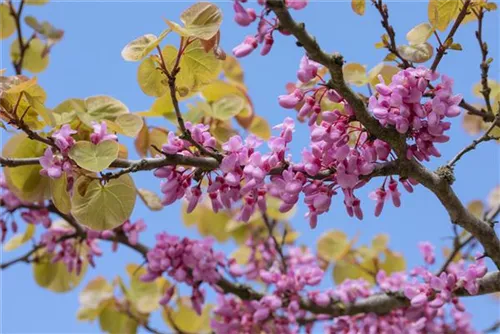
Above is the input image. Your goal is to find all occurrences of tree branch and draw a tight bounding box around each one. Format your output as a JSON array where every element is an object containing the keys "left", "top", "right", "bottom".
[
  {"left": 430, "top": 0, "right": 472, "bottom": 72},
  {"left": 447, "top": 114, "right": 500, "bottom": 167},
  {"left": 371, "top": 0, "right": 411, "bottom": 68},
  {"left": 474, "top": 6, "right": 493, "bottom": 115}
]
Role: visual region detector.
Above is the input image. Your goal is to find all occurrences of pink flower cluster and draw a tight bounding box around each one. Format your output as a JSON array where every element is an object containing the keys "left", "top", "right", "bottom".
[
  {"left": 231, "top": 0, "right": 308, "bottom": 58},
  {"left": 141, "top": 233, "right": 225, "bottom": 314},
  {"left": 368, "top": 67, "right": 462, "bottom": 161},
  {"left": 0, "top": 173, "right": 51, "bottom": 241},
  {"left": 40, "top": 224, "right": 103, "bottom": 273}
]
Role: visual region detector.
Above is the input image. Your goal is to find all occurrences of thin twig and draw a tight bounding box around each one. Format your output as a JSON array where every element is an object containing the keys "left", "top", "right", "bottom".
[
  {"left": 474, "top": 7, "right": 493, "bottom": 114},
  {"left": 430, "top": 0, "right": 472, "bottom": 72},
  {"left": 7, "top": 0, "right": 32, "bottom": 75},
  {"left": 371, "top": 0, "right": 411, "bottom": 67},
  {"left": 447, "top": 115, "right": 500, "bottom": 167},
  {"left": 261, "top": 212, "right": 288, "bottom": 272}
]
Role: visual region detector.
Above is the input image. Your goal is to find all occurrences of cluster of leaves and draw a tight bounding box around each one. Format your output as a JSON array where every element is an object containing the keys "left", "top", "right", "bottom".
[
  {"left": 463, "top": 79, "right": 500, "bottom": 140},
  {"left": 317, "top": 231, "right": 405, "bottom": 285},
  {"left": 1, "top": 0, "right": 63, "bottom": 73}
]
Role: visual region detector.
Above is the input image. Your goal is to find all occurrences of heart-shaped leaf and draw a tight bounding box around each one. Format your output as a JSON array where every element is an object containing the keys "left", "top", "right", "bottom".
[
  {"left": 71, "top": 175, "right": 136, "bottom": 231},
  {"left": 69, "top": 140, "right": 119, "bottom": 172}
]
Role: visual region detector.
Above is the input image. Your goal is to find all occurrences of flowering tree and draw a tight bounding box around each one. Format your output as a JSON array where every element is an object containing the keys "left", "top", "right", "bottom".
[{"left": 1, "top": 0, "right": 500, "bottom": 332}]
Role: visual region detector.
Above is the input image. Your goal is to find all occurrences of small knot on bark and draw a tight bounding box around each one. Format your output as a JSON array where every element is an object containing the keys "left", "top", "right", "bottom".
[{"left": 436, "top": 165, "right": 455, "bottom": 184}]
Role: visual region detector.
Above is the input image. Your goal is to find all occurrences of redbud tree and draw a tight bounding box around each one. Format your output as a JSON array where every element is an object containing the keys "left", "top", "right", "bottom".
[{"left": 1, "top": 0, "right": 500, "bottom": 333}]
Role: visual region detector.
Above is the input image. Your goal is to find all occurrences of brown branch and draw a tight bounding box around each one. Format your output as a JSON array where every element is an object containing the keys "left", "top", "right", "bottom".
[
  {"left": 430, "top": 0, "right": 472, "bottom": 72},
  {"left": 474, "top": 7, "right": 493, "bottom": 114},
  {"left": 447, "top": 114, "right": 500, "bottom": 167},
  {"left": 265, "top": 0, "right": 500, "bottom": 271},
  {"left": 371, "top": 0, "right": 411, "bottom": 67},
  {"left": 7, "top": 0, "right": 32, "bottom": 75},
  {"left": 261, "top": 212, "right": 288, "bottom": 272}
]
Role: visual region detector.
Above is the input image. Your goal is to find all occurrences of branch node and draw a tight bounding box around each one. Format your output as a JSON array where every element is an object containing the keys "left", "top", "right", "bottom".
[{"left": 435, "top": 165, "right": 455, "bottom": 184}]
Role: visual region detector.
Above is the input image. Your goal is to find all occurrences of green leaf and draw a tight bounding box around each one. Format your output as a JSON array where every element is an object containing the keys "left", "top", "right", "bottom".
[
  {"left": 316, "top": 230, "right": 351, "bottom": 262},
  {"left": 126, "top": 264, "right": 168, "bottom": 314},
  {"left": 121, "top": 30, "right": 169, "bottom": 62},
  {"left": 71, "top": 175, "right": 136, "bottom": 231},
  {"left": 343, "top": 63, "right": 368, "bottom": 86},
  {"left": 99, "top": 302, "right": 139, "bottom": 334},
  {"left": 368, "top": 63, "right": 400, "bottom": 87},
  {"left": 333, "top": 254, "right": 376, "bottom": 285},
  {"left": 351, "top": 0, "right": 366, "bottom": 15},
  {"left": 50, "top": 172, "right": 71, "bottom": 214},
  {"left": 52, "top": 98, "right": 83, "bottom": 125},
  {"left": 137, "top": 188, "right": 163, "bottom": 211},
  {"left": 406, "top": 23, "right": 434, "bottom": 45},
  {"left": 137, "top": 56, "right": 168, "bottom": 97},
  {"left": 380, "top": 250, "right": 406, "bottom": 274},
  {"left": 138, "top": 93, "right": 174, "bottom": 118},
  {"left": 24, "top": 91, "right": 55, "bottom": 126},
  {"left": 0, "top": 4, "right": 15, "bottom": 39},
  {"left": 372, "top": 234, "right": 389, "bottom": 252},
  {"left": 248, "top": 115, "right": 271, "bottom": 140},
  {"left": 165, "top": 2, "right": 222, "bottom": 40},
  {"left": 33, "top": 247, "right": 87, "bottom": 292},
  {"left": 69, "top": 141, "right": 120, "bottom": 173},
  {"left": 397, "top": 43, "right": 434, "bottom": 63},
  {"left": 77, "top": 276, "right": 114, "bottom": 321},
  {"left": 85, "top": 95, "right": 129, "bottom": 122},
  {"left": 25, "top": 0, "right": 49, "bottom": 5},
  {"left": 428, "top": 0, "right": 459, "bottom": 32},
  {"left": 449, "top": 43, "right": 463, "bottom": 51},
  {"left": 211, "top": 95, "right": 245, "bottom": 120},
  {"left": 11, "top": 38, "right": 49, "bottom": 73},
  {"left": 162, "top": 298, "right": 212, "bottom": 333},
  {"left": 467, "top": 200, "right": 484, "bottom": 219},
  {"left": 24, "top": 16, "right": 64, "bottom": 42},
  {"left": 3, "top": 224, "right": 35, "bottom": 251},
  {"left": 3, "top": 133, "right": 49, "bottom": 202},
  {"left": 222, "top": 55, "right": 244, "bottom": 83},
  {"left": 106, "top": 113, "right": 144, "bottom": 137}
]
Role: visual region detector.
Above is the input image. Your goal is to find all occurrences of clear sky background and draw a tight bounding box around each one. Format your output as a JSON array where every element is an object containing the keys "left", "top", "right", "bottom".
[{"left": 1, "top": 1, "right": 499, "bottom": 333}]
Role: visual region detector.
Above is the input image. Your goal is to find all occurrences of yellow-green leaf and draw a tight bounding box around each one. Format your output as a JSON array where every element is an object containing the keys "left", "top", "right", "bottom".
[
  {"left": 25, "top": 0, "right": 49, "bottom": 5},
  {"left": 380, "top": 250, "right": 406, "bottom": 274},
  {"left": 137, "top": 56, "right": 168, "bottom": 97},
  {"left": 249, "top": 115, "right": 271, "bottom": 140},
  {"left": 181, "top": 39, "right": 222, "bottom": 92},
  {"left": 397, "top": 43, "right": 434, "bottom": 63},
  {"left": 166, "top": 2, "right": 222, "bottom": 41},
  {"left": 3, "top": 133, "right": 49, "bottom": 202},
  {"left": 343, "top": 63, "right": 368, "bottom": 86},
  {"left": 110, "top": 113, "right": 144, "bottom": 137},
  {"left": 126, "top": 264, "right": 168, "bottom": 314},
  {"left": 77, "top": 276, "right": 114, "bottom": 321},
  {"left": 489, "top": 186, "right": 500, "bottom": 209},
  {"left": 0, "top": 4, "right": 15, "bottom": 39},
  {"left": 84, "top": 95, "right": 129, "bottom": 122},
  {"left": 69, "top": 140, "right": 120, "bottom": 173},
  {"left": 139, "top": 93, "right": 175, "bottom": 118},
  {"left": 317, "top": 230, "right": 351, "bottom": 262},
  {"left": 333, "top": 254, "right": 375, "bottom": 285},
  {"left": 50, "top": 172, "right": 71, "bottom": 214},
  {"left": 99, "top": 302, "right": 139, "bottom": 334},
  {"left": 3, "top": 224, "right": 35, "bottom": 251},
  {"left": 52, "top": 98, "right": 82, "bottom": 125},
  {"left": 351, "top": 0, "right": 366, "bottom": 15},
  {"left": 71, "top": 175, "right": 136, "bottom": 231},
  {"left": 467, "top": 200, "right": 484, "bottom": 219},
  {"left": 406, "top": 23, "right": 434, "bottom": 45},
  {"left": 223, "top": 55, "right": 244, "bottom": 83},
  {"left": 428, "top": 0, "right": 460, "bottom": 31},
  {"left": 121, "top": 31, "right": 169, "bottom": 62},
  {"left": 372, "top": 234, "right": 389, "bottom": 252},
  {"left": 162, "top": 298, "right": 212, "bottom": 333},
  {"left": 368, "top": 63, "right": 400, "bottom": 87},
  {"left": 11, "top": 38, "right": 49, "bottom": 73},
  {"left": 137, "top": 188, "right": 163, "bottom": 211},
  {"left": 211, "top": 95, "right": 245, "bottom": 120},
  {"left": 33, "top": 248, "right": 87, "bottom": 292}
]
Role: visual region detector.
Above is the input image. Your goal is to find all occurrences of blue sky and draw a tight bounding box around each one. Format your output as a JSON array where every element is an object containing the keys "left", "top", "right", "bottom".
[{"left": 1, "top": 1, "right": 499, "bottom": 333}]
